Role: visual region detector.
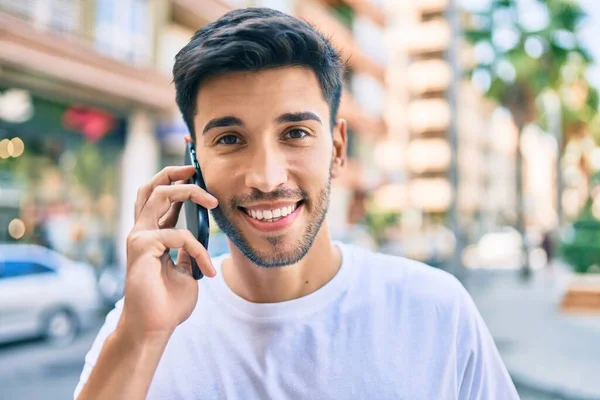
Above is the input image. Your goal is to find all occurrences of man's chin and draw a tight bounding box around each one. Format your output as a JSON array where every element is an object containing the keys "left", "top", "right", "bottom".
[
  {"left": 225, "top": 230, "right": 311, "bottom": 268},
  {"left": 248, "top": 249, "right": 310, "bottom": 269}
]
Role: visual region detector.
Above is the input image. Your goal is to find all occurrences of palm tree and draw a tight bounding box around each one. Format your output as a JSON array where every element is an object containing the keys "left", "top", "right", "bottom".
[{"left": 464, "top": 0, "right": 595, "bottom": 277}]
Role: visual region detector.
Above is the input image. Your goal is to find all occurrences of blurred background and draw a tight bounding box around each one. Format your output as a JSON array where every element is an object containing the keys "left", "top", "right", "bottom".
[{"left": 0, "top": 0, "right": 599, "bottom": 399}]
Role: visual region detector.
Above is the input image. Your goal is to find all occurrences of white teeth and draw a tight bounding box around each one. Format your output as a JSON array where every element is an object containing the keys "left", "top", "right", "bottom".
[{"left": 245, "top": 203, "right": 300, "bottom": 221}]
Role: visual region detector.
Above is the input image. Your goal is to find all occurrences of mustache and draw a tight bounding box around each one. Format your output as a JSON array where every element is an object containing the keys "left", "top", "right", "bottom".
[{"left": 230, "top": 188, "right": 309, "bottom": 208}]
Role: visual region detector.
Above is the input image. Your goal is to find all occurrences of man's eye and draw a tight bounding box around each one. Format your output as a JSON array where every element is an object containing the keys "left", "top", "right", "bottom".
[
  {"left": 285, "top": 129, "right": 309, "bottom": 139},
  {"left": 217, "top": 135, "right": 241, "bottom": 145}
]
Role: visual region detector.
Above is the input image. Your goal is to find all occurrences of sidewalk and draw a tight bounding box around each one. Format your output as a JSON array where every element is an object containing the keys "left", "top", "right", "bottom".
[{"left": 464, "top": 265, "right": 600, "bottom": 400}]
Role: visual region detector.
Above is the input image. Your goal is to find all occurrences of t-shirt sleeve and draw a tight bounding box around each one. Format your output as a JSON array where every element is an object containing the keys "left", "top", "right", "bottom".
[
  {"left": 455, "top": 284, "right": 520, "bottom": 400},
  {"left": 73, "top": 298, "right": 124, "bottom": 400}
]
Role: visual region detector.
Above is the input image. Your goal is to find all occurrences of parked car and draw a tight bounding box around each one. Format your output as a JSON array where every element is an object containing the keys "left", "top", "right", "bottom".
[{"left": 0, "top": 244, "right": 103, "bottom": 346}]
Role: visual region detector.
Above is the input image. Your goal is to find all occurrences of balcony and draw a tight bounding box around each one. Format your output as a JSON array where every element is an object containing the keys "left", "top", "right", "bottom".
[{"left": 0, "top": 10, "right": 173, "bottom": 112}]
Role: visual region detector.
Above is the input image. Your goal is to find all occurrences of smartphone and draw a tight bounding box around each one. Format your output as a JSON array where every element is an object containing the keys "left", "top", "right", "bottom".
[{"left": 184, "top": 141, "right": 210, "bottom": 280}]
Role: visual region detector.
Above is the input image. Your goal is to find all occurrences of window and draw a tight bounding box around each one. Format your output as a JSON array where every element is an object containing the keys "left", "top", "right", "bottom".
[
  {"left": 45, "top": 0, "right": 81, "bottom": 34},
  {"left": 0, "top": 0, "right": 31, "bottom": 18},
  {"left": 0, "top": 0, "right": 81, "bottom": 35},
  {"left": 0, "top": 261, "right": 55, "bottom": 279},
  {"left": 95, "top": 0, "right": 152, "bottom": 65}
]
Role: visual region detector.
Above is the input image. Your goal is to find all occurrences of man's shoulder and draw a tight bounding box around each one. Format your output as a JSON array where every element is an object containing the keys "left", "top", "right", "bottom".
[{"left": 346, "top": 243, "right": 466, "bottom": 308}]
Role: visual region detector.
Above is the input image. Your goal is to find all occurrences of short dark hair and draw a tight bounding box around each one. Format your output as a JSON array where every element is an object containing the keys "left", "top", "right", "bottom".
[{"left": 173, "top": 7, "right": 343, "bottom": 138}]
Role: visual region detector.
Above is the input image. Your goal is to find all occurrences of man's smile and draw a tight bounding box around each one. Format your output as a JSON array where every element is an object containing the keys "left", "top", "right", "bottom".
[{"left": 238, "top": 201, "right": 304, "bottom": 232}]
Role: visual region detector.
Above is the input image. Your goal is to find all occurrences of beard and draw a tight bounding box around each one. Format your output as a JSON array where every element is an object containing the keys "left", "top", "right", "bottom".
[{"left": 210, "top": 168, "right": 332, "bottom": 268}]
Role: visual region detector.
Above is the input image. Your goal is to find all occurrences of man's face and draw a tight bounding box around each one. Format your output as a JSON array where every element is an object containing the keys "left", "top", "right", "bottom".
[{"left": 194, "top": 67, "right": 346, "bottom": 267}]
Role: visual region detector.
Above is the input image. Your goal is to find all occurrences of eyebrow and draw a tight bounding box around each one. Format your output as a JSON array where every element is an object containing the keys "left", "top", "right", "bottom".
[
  {"left": 202, "top": 116, "right": 244, "bottom": 134},
  {"left": 202, "top": 112, "right": 322, "bottom": 135},
  {"left": 276, "top": 112, "right": 322, "bottom": 125}
]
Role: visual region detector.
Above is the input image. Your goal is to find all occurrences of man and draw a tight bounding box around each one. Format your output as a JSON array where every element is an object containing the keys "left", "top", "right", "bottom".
[{"left": 75, "top": 8, "right": 519, "bottom": 400}]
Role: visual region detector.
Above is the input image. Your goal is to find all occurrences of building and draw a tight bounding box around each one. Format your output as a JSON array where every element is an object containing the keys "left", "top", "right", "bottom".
[
  {"left": 374, "top": 0, "right": 515, "bottom": 271},
  {"left": 0, "top": 0, "right": 176, "bottom": 267}
]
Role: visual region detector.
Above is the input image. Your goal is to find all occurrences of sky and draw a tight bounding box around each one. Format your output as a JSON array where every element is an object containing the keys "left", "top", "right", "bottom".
[{"left": 578, "top": 0, "right": 600, "bottom": 89}]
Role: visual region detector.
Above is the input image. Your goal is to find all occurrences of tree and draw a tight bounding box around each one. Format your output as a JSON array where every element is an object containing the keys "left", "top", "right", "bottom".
[
  {"left": 560, "top": 195, "right": 600, "bottom": 273},
  {"left": 464, "top": 0, "right": 595, "bottom": 276}
]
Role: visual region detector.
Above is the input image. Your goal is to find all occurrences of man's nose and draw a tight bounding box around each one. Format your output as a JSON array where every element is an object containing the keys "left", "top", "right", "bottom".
[{"left": 244, "top": 147, "right": 288, "bottom": 193}]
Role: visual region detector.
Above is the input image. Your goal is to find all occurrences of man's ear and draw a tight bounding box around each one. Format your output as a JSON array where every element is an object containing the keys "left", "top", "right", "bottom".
[{"left": 331, "top": 118, "right": 348, "bottom": 179}]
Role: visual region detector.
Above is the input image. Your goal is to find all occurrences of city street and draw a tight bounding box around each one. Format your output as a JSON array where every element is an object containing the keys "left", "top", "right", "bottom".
[
  {"left": 0, "top": 307, "right": 571, "bottom": 400},
  {"left": 0, "top": 318, "right": 102, "bottom": 400}
]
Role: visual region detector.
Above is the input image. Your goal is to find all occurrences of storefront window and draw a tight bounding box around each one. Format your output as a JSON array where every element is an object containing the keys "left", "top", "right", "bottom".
[{"left": 0, "top": 88, "right": 126, "bottom": 270}]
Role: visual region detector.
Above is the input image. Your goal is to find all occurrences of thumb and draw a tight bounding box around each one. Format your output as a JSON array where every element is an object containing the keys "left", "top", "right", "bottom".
[{"left": 176, "top": 249, "right": 192, "bottom": 271}]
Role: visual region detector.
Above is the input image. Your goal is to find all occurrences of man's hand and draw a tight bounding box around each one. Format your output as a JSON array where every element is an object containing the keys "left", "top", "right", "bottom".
[{"left": 121, "top": 165, "right": 219, "bottom": 341}]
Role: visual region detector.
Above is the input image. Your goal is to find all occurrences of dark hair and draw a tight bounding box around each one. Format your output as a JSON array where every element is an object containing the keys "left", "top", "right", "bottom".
[{"left": 173, "top": 7, "right": 343, "bottom": 138}]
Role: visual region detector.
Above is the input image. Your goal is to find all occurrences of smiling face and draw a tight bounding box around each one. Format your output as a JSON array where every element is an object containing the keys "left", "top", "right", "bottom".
[{"left": 195, "top": 67, "right": 346, "bottom": 268}]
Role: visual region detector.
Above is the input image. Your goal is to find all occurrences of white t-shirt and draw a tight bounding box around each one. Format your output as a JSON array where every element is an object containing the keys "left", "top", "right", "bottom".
[{"left": 75, "top": 243, "right": 518, "bottom": 399}]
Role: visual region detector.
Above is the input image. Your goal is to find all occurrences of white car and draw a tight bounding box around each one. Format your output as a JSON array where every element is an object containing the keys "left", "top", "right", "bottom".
[{"left": 0, "top": 244, "right": 103, "bottom": 346}]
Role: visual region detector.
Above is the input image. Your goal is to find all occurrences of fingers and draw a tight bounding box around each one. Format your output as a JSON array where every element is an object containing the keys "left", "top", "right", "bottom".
[
  {"left": 158, "top": 179, "right": 187, "bottom": 229},
  {"left": 156, "top": 230, "right": 216, "bottom": 278},
  {"left": 158, "top": 200, "right": 184, "bottom": 229},
  {"left": 176, "top": 248, "right": 192, "bottom": 266},
  {"left": 136, "top": 184, "right": 218, "bottom": 230},
  {"left": 128, "top": 229, "right": 216, "bottom": 277},
  {"left": 134, "top": 166, "right": 196, "bottom": 222},
  {"left": 174, "top": 249, "right": 193, "bottom": 276}
]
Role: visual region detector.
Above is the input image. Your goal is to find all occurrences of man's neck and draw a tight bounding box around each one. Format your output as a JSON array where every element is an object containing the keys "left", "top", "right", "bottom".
[{"left": 221, "top": 229, "right": 342, "bottom": 304}]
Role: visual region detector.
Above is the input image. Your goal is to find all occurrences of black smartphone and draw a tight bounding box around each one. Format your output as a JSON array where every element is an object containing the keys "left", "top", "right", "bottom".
[{"left": 184, "top": 141, "right": 210, "bottom": 280}]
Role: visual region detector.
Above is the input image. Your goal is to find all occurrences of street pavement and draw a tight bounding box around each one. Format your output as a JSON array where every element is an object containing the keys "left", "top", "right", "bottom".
[
  {"left": 0, "top": 319, "right": 102, "bottom": 400},
  {"left": 0, "top": 270, "right": 587, "bottom": 400},
  {"left": 466, "top": 265, "right": 600, "bottom": 400}
]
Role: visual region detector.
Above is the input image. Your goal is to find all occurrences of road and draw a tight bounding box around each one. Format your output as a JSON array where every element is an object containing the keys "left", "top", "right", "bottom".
[
  {"left": 0, "top": 316, "right": 568, "bottom": 400},
  {"left": 0, "top": 318, "right": 102, "bottom": 400},
  {"left": 466, "top": 267, "right": 600, "bottom": 400}
]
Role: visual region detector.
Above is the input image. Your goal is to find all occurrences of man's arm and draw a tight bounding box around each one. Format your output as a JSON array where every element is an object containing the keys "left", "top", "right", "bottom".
[
  {"left": 74, "top": 300, "right": 170, "bottom": 400},
  {"left": 76, "top": 321, "right": 170, "bottom": 400}
]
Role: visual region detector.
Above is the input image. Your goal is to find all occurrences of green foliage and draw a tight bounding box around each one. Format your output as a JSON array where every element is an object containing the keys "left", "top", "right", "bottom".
[
  {"left": 560, "top": 198, "right": 600, "bottom": 273},
  {"left": 365, "top": 208, "right": 400, "bottom": 246},
  {"left": 464, "top": 0, "right": 594, "bottom": 129},
  {"left": 71, "top": 143, "right": 118, "bottom": 199},
  {"left": 331, "top": 3, "right": 354, "bottom": 29}
]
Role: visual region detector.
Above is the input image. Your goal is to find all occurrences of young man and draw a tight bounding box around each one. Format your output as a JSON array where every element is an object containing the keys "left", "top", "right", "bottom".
[{"left": 75, "top": 8, "right": 519, "bottom": 400}]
